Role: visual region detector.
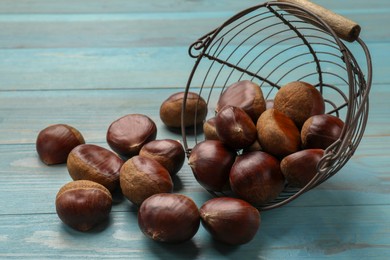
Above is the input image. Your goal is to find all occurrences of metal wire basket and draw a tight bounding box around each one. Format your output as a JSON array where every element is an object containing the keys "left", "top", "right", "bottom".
[{"left": 181, "top": 0, "right": 372, "bottom": 210}]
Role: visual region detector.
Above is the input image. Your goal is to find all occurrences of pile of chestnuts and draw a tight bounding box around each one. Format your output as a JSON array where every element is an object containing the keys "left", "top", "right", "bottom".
[
  {"left": 35, "top": 79, "right": 344, "bottom": 246},
  {"left": 36, "top": 93, "right": 260, "bottom": 245},
  {"left": 193, "top": 80, "right": 344, "bottom": 206}
]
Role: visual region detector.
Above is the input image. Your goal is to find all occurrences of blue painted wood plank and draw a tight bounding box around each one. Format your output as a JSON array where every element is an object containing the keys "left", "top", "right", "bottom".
[
  {"left": 0, "top": 5, "right": 387, "bottom": 50},
  {"left": 0, "top": 0, "right": 388, "bottom": 14},
  {"left": 0, "top": 41, "right": 385, "bottom": 90},
  {"left": 0, "top": 206, "right": 389, "bottom": 259},
  {"left": 0, "top": 134, "right": 388, "bottom": 215}
]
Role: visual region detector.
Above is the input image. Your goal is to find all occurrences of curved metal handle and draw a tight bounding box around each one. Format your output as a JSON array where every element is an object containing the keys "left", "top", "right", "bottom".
[{"left": 276, "top": 0, "right": 361, "bottom": 42}]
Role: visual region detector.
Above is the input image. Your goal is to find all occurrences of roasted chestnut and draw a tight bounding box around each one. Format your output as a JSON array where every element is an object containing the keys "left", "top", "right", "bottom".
[
  {"left": 160, "top": 91, "right": 207, "bottom": 128},
  {"left": 200, "top": 197, "right": 260, "bottom": 245},
  {"left": 274, "top": 81, "right": 325, "bottom": 128},
  {"left": 138, "top": 193, "right": 200, "bottom": 243},
  {"left": 301, "top": 114, "right": 344, "bottom": 149},
  {"left": 120, "top": 155, "right": 173, "bottom": 206},
  {"left": 36, "top": 124, "right": 85, "bottom": 165},
  {"left": 67, "top": 144, "right": 124, "bottom": 192},
  {"left": 55, "top": 180, "right": 112, "bottom": 231},
  {"left": 216, "top": 80, "right": 266, "bottom": 122},
  {"left": 106, "top": 114, "right": 157, "bottom": 159},
  {"left": 281, "top": 149, "right": 325, "bottom": 188},
  {"left": 139, "top": 139, "right": 185, "bottom": 177},
  {"left": 215, "top": 106, "right": 257, "bottom": 149},
  {"left": 230, "top": 151, "right": 285, "bottom": 206},
  {"left": 188, "top": 140, "right": 236, "bottom": 192}
]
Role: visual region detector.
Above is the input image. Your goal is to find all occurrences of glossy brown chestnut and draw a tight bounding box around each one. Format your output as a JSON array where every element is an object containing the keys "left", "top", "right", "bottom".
[
  {"left": 281, "top": 149, "right": 324, "bottom": 188},
  {"left": 203, "top": 117, "right": 219, "bottom": 140},
  {"left": 230, "top": 151, "right": 285, "bottom": 206},
  {"left": 55, "top": 180, "right": 112, "bottom": 232},
  {"left": 138, "top": 193, "right": 200, "bottom": 243},
  {"left": 36, "top": 124, "right": 85, "bottom": 165},
  {"left": 188, "top": 140, "right": 236, "bottom": 192},
  {"left": 120, "top": 155, "right": 173, "bottom": 206},
  {"left": 301, "top": 114, "right": 345, "bottom": 149},
  {"left": 200, "top": 197, "right": 260, "bottom": 245},
  {"left": 216, "top": 80, "right": 266, "bottom": 122},
  {"left": 67, "top": 144, "right": 124, "bottom": 192},
  {"left": 106, "top": 114, "right": 157, "bottom": 159},
  {"left": 160, "top": 91, "right": 207, "bottom": 128},
  {"left": 274, "top": 81, "right": 325, "bottom": 128},
  {"left": 139, "top": 139, "right": 185, "bottom": 177},
  {"left": 215, "top": 106, "right": 257, "bottom": 150},
  {"left": 257, "top": 109, "right": 301, "bottom": 158}
]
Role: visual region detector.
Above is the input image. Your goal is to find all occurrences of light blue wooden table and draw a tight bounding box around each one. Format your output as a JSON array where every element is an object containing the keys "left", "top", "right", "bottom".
[{"left": 0, "top": 0, "right": 389, "bottom": 259}]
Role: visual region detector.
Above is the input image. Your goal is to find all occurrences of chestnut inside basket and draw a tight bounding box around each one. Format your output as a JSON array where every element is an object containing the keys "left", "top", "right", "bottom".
[{"left": 181, "top": 1, "right": 372, "bottom": 210}]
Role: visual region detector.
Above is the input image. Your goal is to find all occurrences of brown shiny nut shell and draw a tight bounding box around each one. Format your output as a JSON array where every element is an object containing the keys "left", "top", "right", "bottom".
[
  {"left": 230, "top": 151, "right": 285, "bottom": 206},
  {"left": 281, "top": 149, "right": 325, "bottom": 188},
  {"left": 274, "top": 81, "right": 325, "bottom": 128},
  {"left": 257, "top": 109, "right": 301, "bottom": 158},
  {"left": 67, "top": 144, "right": 124, "bottom": 192},
  {"left": 55, "top": 180, "right": 112, "bottom": 232},
  {"left": 160, "top": 91, "right": 207, "bottom": 128},
  {"left": 203, "top": 117, "right": 219, "bottom": 140},
  {"left": 200, "top": 197, "right": 260, "bottom": 245},
  {"left": 106, "top": 114, "right": 157, "bottom": 159},
  {"left": 119, "top": 155, "right": 173, "bottom": 206},
  {"left": 215, "top": 105, "right": 257, "bottom": 149},
  {"left": 216, "top": 80, "right": 266, "bottom": 122},
  {"left": 301, "top": 114, "right": 345, "bottom": 149},
  {"left": 188, "top": 140, "right": 236, "bottom": 192},
  {"left": 139, "top": 139, "right": 185, "bottom": 177},
  {"left": 138, "top": 193, "right": 200, "bottom": 243},
  {"left": 36, "top": 124, "right": 85, "bottom": 165}
]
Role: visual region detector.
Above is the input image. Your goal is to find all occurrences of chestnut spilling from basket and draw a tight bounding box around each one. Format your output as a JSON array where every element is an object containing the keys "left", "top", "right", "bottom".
[{"left": 182, "top": 0, "right": 372, "bottom": 210}]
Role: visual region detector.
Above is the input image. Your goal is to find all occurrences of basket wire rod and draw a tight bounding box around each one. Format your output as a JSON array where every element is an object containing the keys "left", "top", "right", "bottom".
[
  {"left": 240, "top": 39, "right": 311, "bottom": 88},
  {"left": 267, "top": 4, "right": 324, "bottom": 92},
  {"left": 223, "top": 28, "right": 299, "bottom": 89},
  {"left": 269, "top": 59, "right": 317, "bottom": 87},
  {"left": 206, "top": 20, "right": 290, "bottom": 90},
  {"left": 192, "top": 38, "right": 225, "bottom": 143},
  {"left": 202, "top": 53, "right": 279, "bottom": 88}
]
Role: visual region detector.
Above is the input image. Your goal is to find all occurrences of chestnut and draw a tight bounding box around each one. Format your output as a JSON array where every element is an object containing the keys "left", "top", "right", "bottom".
[
  {"left": 301, "top": 114, "right": 344, "bottom": 149},
  {"left": 281, "top": 149, "right": 324, "bottom": 188},
  {"left": 160, "top": 91, "right": 207, "bottom": 128},
  {"left": 188, "top": 140, "right": 236, "bottom": 192},
  {"left": 230, "top": 151, "right": 285, "bottom": 206},
  {"left": 139, "top": 139, "right": 185, "bottom": 177},
  {"left": 274, "top": 81, "right": 325, "bottom": 128},
  {"left": 106, "top": 114, "right": 157, "bottom": 159},
  {"left": 203, "top": 117, "right": 219, "bottom": 140},
  {"left": 55, "top": 180, "right": 112, "bottom": 231},
  {"left": 67, "top": 144, "right": 124, "bottom": 192},
  {"left": 120, "top": 155, "right": 173, "bottom": 206},
  {"left": 216, "top": 80, "right": 266, "bottom": 122},
  {"left": 256, "top": 108, "right": 301, "bottom": 158},
  {"left": 200, "top": 197, "right": 260, "bottom": 245},
  {"left": 36, "top": 124, "right": 85, "bottom": 165},
  {"left": 215, "top": 106, "right": 257, "bottom": 149},
  {"left": 138, "top": 193, "right": 200, "bottom": 243}
]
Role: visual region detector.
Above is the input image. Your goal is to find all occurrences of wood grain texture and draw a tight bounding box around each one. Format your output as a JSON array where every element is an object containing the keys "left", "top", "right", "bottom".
[{"left": 0, "top": 0, "right": 389, "bottom": 258}]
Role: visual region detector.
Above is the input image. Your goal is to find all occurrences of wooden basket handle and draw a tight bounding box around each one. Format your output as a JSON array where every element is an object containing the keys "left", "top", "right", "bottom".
[{"left": 276, "top": 0, "right": 361, "bottom": 42}]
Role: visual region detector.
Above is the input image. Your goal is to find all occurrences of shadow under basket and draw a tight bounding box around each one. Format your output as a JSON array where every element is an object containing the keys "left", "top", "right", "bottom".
[{"left": 181, "top": 1, "right": 372, "bottom": 210}]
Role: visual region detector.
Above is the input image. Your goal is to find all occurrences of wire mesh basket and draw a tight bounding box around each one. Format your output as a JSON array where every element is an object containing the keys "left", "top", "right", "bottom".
[{"left": 181, "top": 0, "right": 372, "bottom": 210}]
